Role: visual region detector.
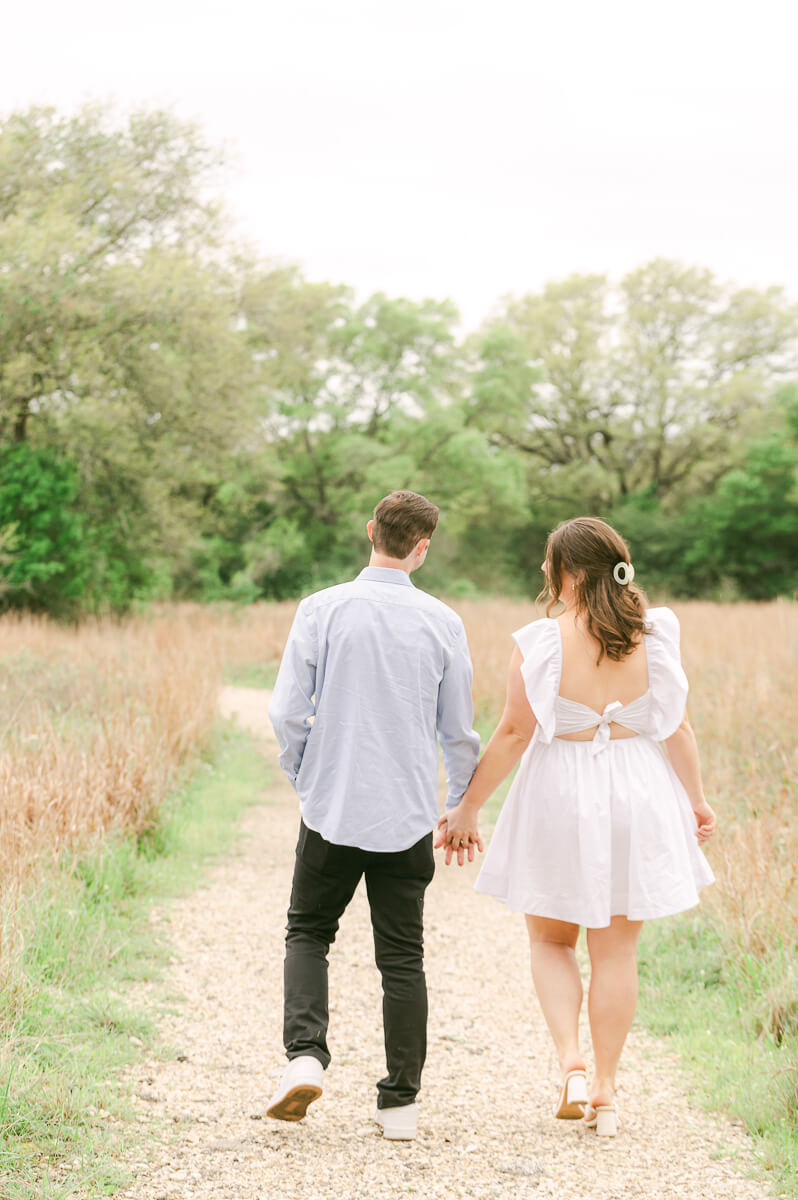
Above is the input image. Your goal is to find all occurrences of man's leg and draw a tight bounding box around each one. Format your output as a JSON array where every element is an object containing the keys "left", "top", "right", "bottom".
[
  {"left": 283, "top": 821, "right": 363, "bottom": 1067},
  {"left": 364, "top": 833, "right": 435, "bottom": 1110}
]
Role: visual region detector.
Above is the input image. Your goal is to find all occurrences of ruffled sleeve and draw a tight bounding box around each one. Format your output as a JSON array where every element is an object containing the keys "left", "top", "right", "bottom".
[
  {"left": 512, "top": 618, "right": 561, "bottom": 743},
  {"left": 645, "top": 607, "right": 689, "bottom": 740}
]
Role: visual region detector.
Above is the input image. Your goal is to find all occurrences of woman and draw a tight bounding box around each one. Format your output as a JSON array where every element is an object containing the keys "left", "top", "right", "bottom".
[{"left": 437, "top": 517, "right": 716, "bottom": 1137}]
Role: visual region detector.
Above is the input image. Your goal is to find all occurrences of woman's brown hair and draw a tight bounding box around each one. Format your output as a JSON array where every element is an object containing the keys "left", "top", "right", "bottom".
[{"left": 540, "top": 517, "right": 649, "bottom": 662}]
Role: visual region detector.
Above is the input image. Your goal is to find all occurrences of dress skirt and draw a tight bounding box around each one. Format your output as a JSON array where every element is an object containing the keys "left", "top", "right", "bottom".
[{"left": 474, "top": 734, "right": 715, "bottom": 929}]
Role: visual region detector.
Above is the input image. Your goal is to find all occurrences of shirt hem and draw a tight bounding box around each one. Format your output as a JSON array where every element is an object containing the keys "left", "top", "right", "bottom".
[{"left": 298, "top": 807, "right": 436, "bottom": 853}]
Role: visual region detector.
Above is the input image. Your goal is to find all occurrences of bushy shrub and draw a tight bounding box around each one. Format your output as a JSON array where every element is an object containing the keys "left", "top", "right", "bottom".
[{"left": 0, "top": 444, "right": 89, "bottom": 615}]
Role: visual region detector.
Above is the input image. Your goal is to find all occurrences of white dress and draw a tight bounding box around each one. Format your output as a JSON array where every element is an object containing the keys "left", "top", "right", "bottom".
[{"left": 474, "top": 607, "right": 715, "bottom": 928}]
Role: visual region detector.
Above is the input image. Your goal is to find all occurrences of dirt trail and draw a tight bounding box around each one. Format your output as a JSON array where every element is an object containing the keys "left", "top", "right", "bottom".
[{"left": 117, "top": 686, "right": 771, "bottom": 1200}]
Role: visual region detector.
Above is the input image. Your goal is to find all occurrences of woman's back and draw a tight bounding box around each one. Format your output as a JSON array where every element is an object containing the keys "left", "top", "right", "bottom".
[
  {"left": 556, "top": 614, "right": 649, "bottom": 742},
  {"left": 475, "top": 602, "right": 713, "bottom": 929}
]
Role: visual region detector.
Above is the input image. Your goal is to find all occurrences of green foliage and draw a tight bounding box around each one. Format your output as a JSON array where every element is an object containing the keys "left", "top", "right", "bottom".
[
  {"left": 606, "top": 392, "right": 798, "bottom": 600},
  {"left": 0, "top": 439, "right": 170, "bottom": 616},
  {"left": 0, "top": 104, "right": 252, "bottom": 612},
  {"left": 489, "top": 260, "right": 798, "bottom": 505},
  {"left": 638, "top": 915, "right": 798, "bottom": 1192},
  {"left": 0, "top": 443, "right": 88, "bottom": 613},
  {"left": 2, "top": 101, "right": 798, "bottom": 611},
  {"left": 683, "top": 435, "right": 798, "bottom": 598}
]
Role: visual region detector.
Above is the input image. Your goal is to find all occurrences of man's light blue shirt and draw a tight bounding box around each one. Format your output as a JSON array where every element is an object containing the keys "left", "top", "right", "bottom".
[{"left": 268, "top": 566, "right": 480, "bottom": 852}]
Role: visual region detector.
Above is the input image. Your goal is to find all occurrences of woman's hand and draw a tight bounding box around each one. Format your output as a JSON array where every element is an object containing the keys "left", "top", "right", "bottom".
[
  {"left": 692, "top": 798, "right": 717, "bottom": 844},
  {"left": 434, "top": 801, "right": 483, "bottom": 866}
]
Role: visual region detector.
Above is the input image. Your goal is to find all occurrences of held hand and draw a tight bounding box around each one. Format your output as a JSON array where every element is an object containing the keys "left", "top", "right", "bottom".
[
  {"left": 692, "top": 798, "right": 717, "bottom": 844},
  {"left": 434, "top": 802, "right": 484, "bottom": 867}
]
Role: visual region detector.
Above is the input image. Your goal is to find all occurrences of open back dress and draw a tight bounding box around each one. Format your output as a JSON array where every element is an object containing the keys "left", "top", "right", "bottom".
[{"left": 474, "top": 607, "right": 715, "bottom": 928}]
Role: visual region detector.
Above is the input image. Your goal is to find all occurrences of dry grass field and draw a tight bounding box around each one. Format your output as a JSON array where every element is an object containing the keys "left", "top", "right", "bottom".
[
  {"left": 0, "top": 597, "right": 794, "bottom": 1193},
  {"left": 202, "top": 594, "right": 798, "bottom": 1030},
  {"left": 0, "top": 597, "right": 795, "bottom": 1021},
  {"left": 0, "top": 611, "right": 221, "bottom": 885}
]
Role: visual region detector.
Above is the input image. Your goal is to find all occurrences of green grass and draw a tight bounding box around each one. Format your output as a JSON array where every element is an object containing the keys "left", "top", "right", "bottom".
[
  {"left": 0, "top": 726, "right": 270, "bottom": 1199},
  {"left": 637, "top": 914, "right": 798, "bottom": 1196},
  {"left": 222, "top": 661, "right": 278, "bottom": 689}
]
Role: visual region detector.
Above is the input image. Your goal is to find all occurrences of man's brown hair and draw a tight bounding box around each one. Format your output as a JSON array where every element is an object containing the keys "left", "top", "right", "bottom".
[{"left": 372, "top": 491, "right": 439, "bottom": 559}]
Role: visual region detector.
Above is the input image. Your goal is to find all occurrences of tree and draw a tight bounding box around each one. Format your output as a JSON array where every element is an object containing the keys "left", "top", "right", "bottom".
[
  {"left": 616, "top": 261, "right": 797, "bottom": 497},
  {"left": 481, "top": 261, "right": 798, "bottom": 506},
  {"left": 3, "top": 101, "right": 796, "bottom": 608},
  {"left": 0, "top": 104, "right": 255, "bottom": 607},
  {"left": 0, "top": 105, "right": 228, "bottom": 440},
  {"left": 682, "top": 435, "right": 798, "bottom": 599},
  {"left": 235, "top": 273, "right": 468, "bottom": 592}
]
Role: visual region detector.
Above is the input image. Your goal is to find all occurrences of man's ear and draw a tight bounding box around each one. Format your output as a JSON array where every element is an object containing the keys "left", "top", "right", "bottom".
[
  {"left": 417, "top": 538, "right": 430, "bottom": 557},
  {"left": 367, "top": 520, "right": 374, "bottom": 543}
]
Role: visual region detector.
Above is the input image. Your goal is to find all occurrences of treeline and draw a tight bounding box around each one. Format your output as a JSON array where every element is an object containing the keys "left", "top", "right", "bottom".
[{"left": 1, "top": 103, "right": 798, "bottom": 614}]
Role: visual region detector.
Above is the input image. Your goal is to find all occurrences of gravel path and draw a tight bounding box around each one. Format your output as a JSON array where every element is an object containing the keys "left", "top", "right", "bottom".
[{"left": 117, "top": 686, "right": 773, "bottom": 1200}]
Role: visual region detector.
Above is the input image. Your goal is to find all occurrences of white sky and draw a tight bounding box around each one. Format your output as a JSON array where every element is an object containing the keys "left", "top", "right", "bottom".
[{"left": 4, "top": 0, "right": 798, "bottom": 327}]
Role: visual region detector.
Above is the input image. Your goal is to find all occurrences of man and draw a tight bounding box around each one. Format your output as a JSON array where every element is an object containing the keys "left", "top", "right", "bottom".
[{"left": 267, "top": 490, "right": 480, "bottom": 1140}]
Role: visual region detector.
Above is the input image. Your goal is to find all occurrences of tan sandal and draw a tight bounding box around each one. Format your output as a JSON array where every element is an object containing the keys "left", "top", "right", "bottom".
[{"left": 553, "top": 1069, "right": 588, "bottom": 1119}]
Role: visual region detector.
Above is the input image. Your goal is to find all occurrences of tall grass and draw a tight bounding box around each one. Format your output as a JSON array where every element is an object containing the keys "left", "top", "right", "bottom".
[
  {"left": 675, "top": 604, "right": 796, "bottom": 987},
  {"left": 0, "top": 731, "right": 267, "bottom": 1199},
  {"left": 0, "top": 602, "right": 299, "bottom": 890},
  {"left": 0, "top": 607, "right": 269, "bottom": 1195},
  {"left": 0, "top": 597, "right": 794, "bottom": 1187},
  {"left": 0, "top": 612, "right": 221, "bottom": 880}
]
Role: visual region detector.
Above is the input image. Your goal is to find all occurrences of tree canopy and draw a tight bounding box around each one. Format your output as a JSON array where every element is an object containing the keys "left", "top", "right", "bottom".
[{"left": 2, "top": 102, "right": 797, "bottom": 612}]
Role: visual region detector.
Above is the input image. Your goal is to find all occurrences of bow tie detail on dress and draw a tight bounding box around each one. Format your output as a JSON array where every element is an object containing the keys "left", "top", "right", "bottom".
[{"left": 591, "top": 700, "right": 625, "bottom": 754}]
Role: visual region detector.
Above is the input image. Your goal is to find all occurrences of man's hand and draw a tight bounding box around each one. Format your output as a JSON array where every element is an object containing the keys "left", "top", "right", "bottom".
[{"left": 434, "top": 801, "right": 483, "bottom": 866}]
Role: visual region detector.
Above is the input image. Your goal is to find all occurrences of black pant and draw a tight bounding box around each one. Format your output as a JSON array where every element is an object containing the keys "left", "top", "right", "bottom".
[{"left": 283, "top": 820, "right": 435, "bottom": 1109}]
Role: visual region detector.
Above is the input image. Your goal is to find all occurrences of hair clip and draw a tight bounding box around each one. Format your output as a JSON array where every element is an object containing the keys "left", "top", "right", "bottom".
[{"left": 612, "top": 562, "right": 634, "bottom": 585}]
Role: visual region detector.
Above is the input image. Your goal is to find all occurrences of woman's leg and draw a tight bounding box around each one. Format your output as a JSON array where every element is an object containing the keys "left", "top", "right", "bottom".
[
  {"left": 525, "top": 915, "right": 585, "bottom": 1075},
  {"left": 585, "top": 916, "right": 643, "bottom": 1105}
]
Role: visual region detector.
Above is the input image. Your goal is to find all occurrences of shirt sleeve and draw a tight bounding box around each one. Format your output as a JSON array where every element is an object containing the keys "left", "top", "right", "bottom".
[
  {"left": 437, "top": 623, "right": 481, "bottom": 810},
  {"left": 268, "top": 599, "right": 318, "bottom": 785}
]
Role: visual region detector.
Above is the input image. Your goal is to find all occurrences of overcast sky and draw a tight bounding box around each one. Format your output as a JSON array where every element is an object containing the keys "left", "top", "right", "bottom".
[{"left": 4, "top": 0, "right": 798, "bottom": 326}]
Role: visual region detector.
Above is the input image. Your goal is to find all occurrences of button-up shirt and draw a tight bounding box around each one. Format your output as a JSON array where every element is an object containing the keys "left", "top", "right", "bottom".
[{"left": 268, "top": 566, "right": 480, "bottom": 852}]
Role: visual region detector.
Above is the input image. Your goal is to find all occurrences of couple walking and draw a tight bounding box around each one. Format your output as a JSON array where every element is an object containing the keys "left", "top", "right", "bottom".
[{"left": 267, "top": 490, "right": 716, "bottom": 1140}]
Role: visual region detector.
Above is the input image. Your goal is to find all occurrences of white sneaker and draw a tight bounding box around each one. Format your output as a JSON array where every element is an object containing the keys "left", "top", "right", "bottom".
[
  {"left": 374, "top": 1102, "right": 418, "bottom": 1140},
  {"left": 266, "top": 1056, "right": 324, "bottom": 1121}
]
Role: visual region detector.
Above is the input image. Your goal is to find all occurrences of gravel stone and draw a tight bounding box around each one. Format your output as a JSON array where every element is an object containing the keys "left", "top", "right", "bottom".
[{"left": 115, "top": 687, "right": 773, "bottom": 1200}]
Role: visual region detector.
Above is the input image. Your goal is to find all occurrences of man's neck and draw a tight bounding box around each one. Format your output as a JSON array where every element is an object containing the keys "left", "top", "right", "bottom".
[{"left": 368, "top": 551, "right": 412, "bottom": 575}]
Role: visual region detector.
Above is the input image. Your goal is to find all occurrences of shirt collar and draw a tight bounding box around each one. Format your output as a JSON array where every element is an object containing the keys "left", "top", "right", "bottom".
[{"left": 357, "top": 566, "right": 415, "bottom": 588}]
